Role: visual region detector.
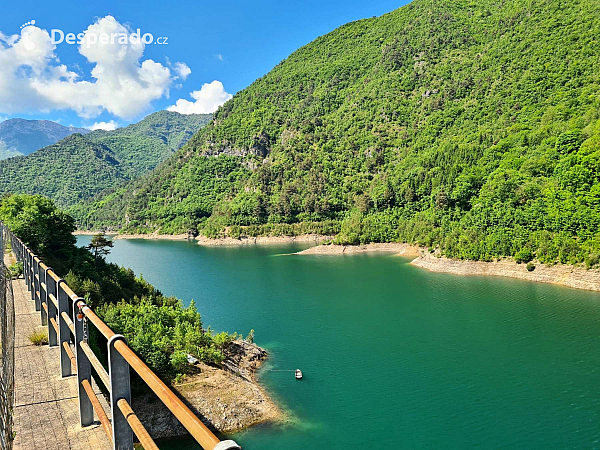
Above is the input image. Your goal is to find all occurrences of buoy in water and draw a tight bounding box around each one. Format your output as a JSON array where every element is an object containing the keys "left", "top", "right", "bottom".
[{"left": 295, "top": 369, "right": 303, "bottom": 380}]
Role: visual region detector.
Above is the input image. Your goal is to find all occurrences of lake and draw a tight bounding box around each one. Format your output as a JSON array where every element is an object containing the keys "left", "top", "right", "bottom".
[{"left": 76, "top": 236, "right": 600, "bottom": 449}]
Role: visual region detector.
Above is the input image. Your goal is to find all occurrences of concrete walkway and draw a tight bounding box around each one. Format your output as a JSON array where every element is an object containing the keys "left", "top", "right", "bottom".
[{"left": 7, "top": 253, "right": 111, "bottom": 449}]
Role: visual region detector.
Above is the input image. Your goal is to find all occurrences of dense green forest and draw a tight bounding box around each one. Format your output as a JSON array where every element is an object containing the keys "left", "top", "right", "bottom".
[
  {"left": 80, "top": 0, "right": 599, "bottom": 267},
  {"left": 0, "top": 111, "right": 211, "bottom": 208},
  {"left": 0, "top": 194, "right": 235, "bottom": 381}
]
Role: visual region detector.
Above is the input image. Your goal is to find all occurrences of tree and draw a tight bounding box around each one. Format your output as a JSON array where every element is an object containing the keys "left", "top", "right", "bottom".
[
  {"left": 86, "top": 233, "right": 114, "bottom": 259},
  {"left": 0, "top": 194, "right": 76, "bottom": 264}
]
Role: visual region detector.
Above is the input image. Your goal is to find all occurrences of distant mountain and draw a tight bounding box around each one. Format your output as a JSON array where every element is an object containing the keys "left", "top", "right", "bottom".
[
  {"left": 0, "top": 111, "right": 212, "bottom": 207},
  {"left": 0, "top": 119, "right": 90, "bottom": 159}
]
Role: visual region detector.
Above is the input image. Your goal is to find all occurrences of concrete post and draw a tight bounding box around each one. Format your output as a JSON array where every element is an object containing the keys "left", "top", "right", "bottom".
[
  {"left": 22, "top": 245, "right": 29, "bottom": 287},
  {"left": 57, "top": 280, "right": 73, "bottom": 377},
  {"left": 73, "top": 299, "right": 93, "bottom": 426},
  {"left": 46, "top": 269, "right": 58, "bottom": 347},
  {"left": 26, "top": 251, "right": 32, "bottom": 292},
  {"left": 108, "top": 334, "right": 134, "bottom": 450},
  {"left": 40, "top": 267, "right": 50, "bottom": 326},
  {"left": 32, "top": 256, "right": 39, "bottom": 307}
]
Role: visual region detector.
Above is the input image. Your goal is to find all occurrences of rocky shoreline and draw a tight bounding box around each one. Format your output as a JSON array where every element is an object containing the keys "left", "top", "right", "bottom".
[
  {"left": 74, "top": 230, "right": 332, "bottom": 245},
  {"left": 411, "top": 251, "right": 600, "bottom": 292},
  {"left": 296, "top": 242, "right": 420, "bottom": 256},
  {"left": 297, "top": 243, "right": 600, "bottom": 292},
  {"left": 75, "top": 230, "right": 600, "bottom": 292},
  {"left": 133, "top": 340, "right": 283, "bottom": 438},
  {"left": 195, "top": 234, "right": 332, "bottom": 246}
]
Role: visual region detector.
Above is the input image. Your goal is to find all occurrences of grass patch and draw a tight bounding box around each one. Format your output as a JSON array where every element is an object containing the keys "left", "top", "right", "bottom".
[
  {"left": 28, "top": 330, "right": 48, "bottom": 346},
  {"left": 8, "top": 261, "right": 23, "bottom": 279}
]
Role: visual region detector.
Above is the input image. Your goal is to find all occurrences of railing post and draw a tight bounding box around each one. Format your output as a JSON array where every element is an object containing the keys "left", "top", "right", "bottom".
[
  {"left": 40, "top": 267, "right": 50, "bottom": 326},
  {"left": 19, "top": 243, "right": 29, "bottom": 290},
  {"left": 108, "top": 334, "right": 134, "bottom": 450},
  {"left": 29, "top": 253, "right": 34, "bottom": 294},
  {"left": 57, "top": 280, "right": 73, "bottom": 377},
  {"left": 27, "top": 251, "right": 33, "bottom": 292},
  {"left": 73, "top": 299, "right": 94, "bottom": 426},
  {"left": 32, "top": 256, "right": 39, "bottom": 308},
  {"left": 23, "top": 249, "right": 30, "bottom": 290},
  {"left": 46, "top": 270, "right": 58, "bottom": 347}
]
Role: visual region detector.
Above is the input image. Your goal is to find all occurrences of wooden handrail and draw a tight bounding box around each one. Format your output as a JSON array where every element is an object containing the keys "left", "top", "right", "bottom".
[
  {"left": 80, "top": 341, "right": 110, "bottom": 390},
  {"left": 117, "top": 398, "right": 159, "bottom": 450},
  {"left": 81, "top": 379, "right": 113, "bottom": 442},
  {"left": 114, "top": 340, "right": 221, "bottom": 450},
  {"left": 61, "top": 311, "right": 74, "bottom": 335}
]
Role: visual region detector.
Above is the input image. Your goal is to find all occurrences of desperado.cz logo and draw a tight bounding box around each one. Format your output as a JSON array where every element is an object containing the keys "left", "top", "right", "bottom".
[{"left": 19, "top": 19, "right": 169, "bottom": 50}]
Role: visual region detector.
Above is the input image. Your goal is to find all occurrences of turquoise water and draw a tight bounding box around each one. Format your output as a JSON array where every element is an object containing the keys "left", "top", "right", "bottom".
[{"left": 77, "top": 236, "right": 600, "bottom": 449}]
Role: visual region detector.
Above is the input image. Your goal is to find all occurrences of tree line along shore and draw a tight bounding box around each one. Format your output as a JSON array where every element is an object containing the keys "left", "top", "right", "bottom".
[{"left": 73, "top": 230, "right": 600, "bottom": 292}]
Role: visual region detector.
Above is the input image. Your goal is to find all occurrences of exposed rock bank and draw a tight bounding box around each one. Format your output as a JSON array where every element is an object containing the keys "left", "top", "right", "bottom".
[
  {"left": 113, "top": 233, "right": 191, "bottom": 240},
  {"left": 195, "top": 234, "right": 332, "bottom": 246},
  {"left": 296, "top": 243, "right": 600, "bottom": 292},
  {"left": 296, "top": 242, "right": 420, "bottom": 256},
  {"left": 411, "top": 251, "right": 600, "bottom": 292},
  {"left": 132, "top": 340, "right": 282, "bottom": 438}
]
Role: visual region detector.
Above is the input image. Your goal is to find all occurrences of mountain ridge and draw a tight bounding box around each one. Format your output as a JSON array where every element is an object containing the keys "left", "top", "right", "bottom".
[
  {"left": 0, "top": 118, "right": 91, "bottom": 159},
  {"left": 0, "top": 111, "right": 212, "bottom": 208},
  {"left": 55, "top": 0, "right": 600, "bottom": 266}
]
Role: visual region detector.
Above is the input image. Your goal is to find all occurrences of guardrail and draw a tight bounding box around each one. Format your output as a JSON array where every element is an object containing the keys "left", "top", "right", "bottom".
[{"left": 1, "top": 225, "right": 240, "bottom": 450}]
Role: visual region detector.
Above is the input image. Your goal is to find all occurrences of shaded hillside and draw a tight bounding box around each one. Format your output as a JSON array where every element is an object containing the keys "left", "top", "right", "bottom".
[
  {"left": 0, "top": 111, "right": 211, "bottom": 208},
  {"left": 87, "top": 111, "right": 212, "bottom": 177},
  {"left": 0, "top": 134, "right": 123, "bottom": 206},
  {"left": 81, "top": 0, "right": 600, "bottom": 266}
]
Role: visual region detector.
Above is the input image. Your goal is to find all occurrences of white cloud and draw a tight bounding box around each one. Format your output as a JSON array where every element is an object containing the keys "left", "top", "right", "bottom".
[
  {"left": 0, "top": 16, "right": 188, "bottom": 119},
  {"left": 215, "top": 54, "right": 224, "bottom": 61},
  {"left": 167, "top": 80, "right": 232, "bottom": 114},
  {"left": 173, "top": 62, "right": 191, "bottom": 80},
  {"left": 89, "top": 120, "right": 118, "bottom": 131}
]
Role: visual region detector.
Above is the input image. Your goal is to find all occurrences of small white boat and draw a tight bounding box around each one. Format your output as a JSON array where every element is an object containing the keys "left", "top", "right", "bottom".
[{"left": 295, "top": 369, "right": 303, "bottom": 380}]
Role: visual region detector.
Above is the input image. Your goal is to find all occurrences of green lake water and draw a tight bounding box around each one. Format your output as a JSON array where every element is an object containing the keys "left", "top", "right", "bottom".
[{"left": 76, "top": 236, "right": 600, "bottom": 449}]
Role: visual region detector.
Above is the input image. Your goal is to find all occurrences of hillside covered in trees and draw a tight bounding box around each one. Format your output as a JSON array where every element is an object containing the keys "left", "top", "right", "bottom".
[
  {"left": 0, "top": 111, "right": 211, "bottom": 208},
  {"left": 79, "top": 0, "right": 600, "bottom": 267}
]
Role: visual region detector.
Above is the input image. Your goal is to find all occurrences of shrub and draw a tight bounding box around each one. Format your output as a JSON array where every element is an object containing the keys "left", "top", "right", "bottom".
[
  {"left": 514, "top": 248, "right": 534, "bottom": 264},
  {"left": 585, "top": 253, "right": 600, "bottom": 269},
  {"left": 98, "top": 299, "right": 231, "bottom": 381},
  {"left": 8, "top": 262, "right": 23, "bottom": 279},
  {"left": 29, "top": 330, "right": 48, "bottom": 346},
  {"left": 526, "top": 262, "right": 536, "bottom": 272}
]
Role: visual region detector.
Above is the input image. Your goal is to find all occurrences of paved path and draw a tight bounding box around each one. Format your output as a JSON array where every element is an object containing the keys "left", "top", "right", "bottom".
[{"left": 7, "top": 253, "right": 111, "bottom": 450}]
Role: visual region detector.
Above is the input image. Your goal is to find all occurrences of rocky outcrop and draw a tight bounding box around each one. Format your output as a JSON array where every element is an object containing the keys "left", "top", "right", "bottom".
[{"left": 132, "top": 341, "right": 282, "bottom": 439}]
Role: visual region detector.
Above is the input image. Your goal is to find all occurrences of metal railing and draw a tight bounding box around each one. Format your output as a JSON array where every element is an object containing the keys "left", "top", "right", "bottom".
[
  {"left": 0, "top": 227, "right": 15, "bottom": 450},
  {"left": 1, "top": 225, "right": 240, "bottom": 450}
]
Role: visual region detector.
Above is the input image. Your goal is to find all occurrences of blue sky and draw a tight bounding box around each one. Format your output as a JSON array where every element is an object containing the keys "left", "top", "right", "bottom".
[{"left": 0, "top": 0, "right": 409, "bottom": 129}]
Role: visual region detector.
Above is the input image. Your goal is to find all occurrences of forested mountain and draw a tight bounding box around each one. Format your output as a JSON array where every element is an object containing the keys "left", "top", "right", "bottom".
[
  {"left": 0, "top": 134, "right": 124, "bottom": 207},
  {"left": 0, "top": 111, "right": 211, "bottom": 207},
  {"left": 86, "top": 111, "right": 212, "bottom": 177},
  {"left": 0, "top": 118, "right": 90, "bottom": 159},
  {"left": 80, "top": 0, "right": 600, "bottom": 267}
]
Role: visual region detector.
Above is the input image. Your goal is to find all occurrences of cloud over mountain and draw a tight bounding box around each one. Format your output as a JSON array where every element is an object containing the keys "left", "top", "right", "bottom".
[
  {"left": 167, "top": 80, "right": 232, "bottom": 114},
  {"left": 0, "top": 16, "right": 190, "bottom": 119}
]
